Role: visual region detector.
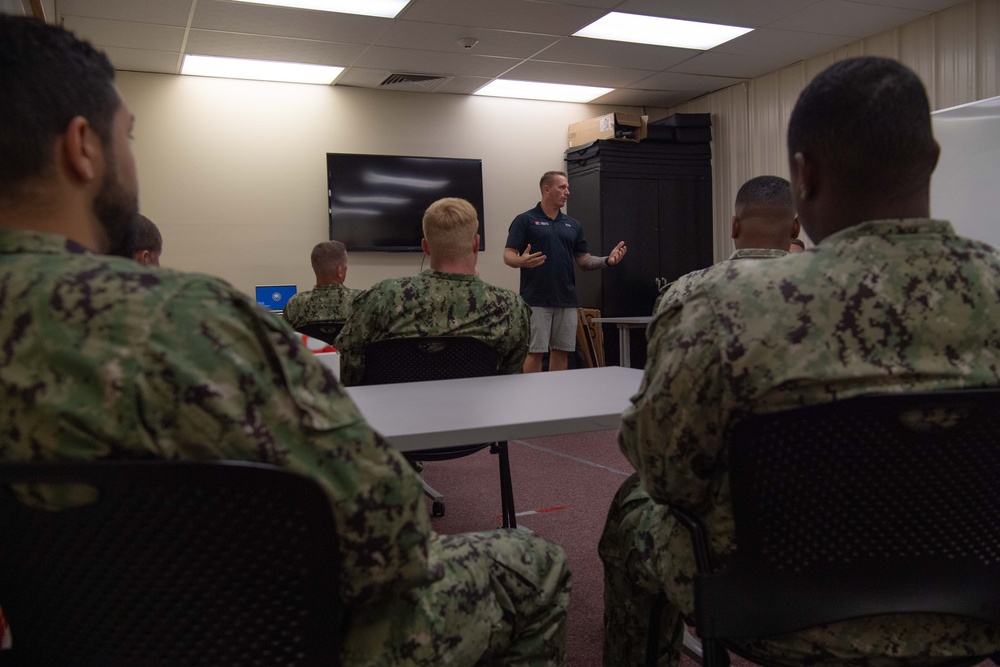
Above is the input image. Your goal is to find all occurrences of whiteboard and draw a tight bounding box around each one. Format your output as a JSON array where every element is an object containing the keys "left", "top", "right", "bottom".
[{"left": 930, "top": 95, "right": 1000, "bottom": 248}]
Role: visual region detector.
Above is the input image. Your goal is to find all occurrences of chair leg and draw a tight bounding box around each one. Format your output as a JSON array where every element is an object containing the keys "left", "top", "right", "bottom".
[
  {"left": 492, "top": 441, "right": 516, "bottom": 529},
  {"left": 645, "top": 593, "right": 667, "bottom": 667},
  {"left": 421, "top": 479, "right": 445, "bottom": 517}
]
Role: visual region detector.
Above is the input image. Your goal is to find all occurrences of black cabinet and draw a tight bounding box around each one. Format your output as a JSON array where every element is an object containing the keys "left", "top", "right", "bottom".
[{"left": 565, "top": 118, "right": 714, "bottom": 366}]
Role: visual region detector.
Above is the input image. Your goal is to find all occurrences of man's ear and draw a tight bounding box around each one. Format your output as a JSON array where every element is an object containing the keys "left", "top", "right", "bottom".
[
  {"left": 472, "top": 233, "right": 480, "bottom": 256},
  {"left": 792, "top": 152, "right": 816, "bottom": 202},
  {"left": 420, "top": 237, "right": 430, "bottom": 256},
  {"left": 791, "top": 214, "right": 801, "bottom": 240},
  {"left": 62, "top": 116, "right": 101, "bottom": 183},
  {"left": 730, "top": 216, "right": 741, "bottom": 240}
]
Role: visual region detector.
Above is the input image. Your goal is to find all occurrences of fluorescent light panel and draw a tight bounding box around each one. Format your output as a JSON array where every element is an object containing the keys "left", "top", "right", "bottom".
[
  {"left": 182, "top": 55, "right": 344, "bottom": 85},
  {"left": 232, "top": 0, "right": 409, "bottom": 18},
  {"left": 574, "top": 12, "right": 753, "bottom": 50},
  {"left": 474, "top": 80, "right": 613, "bottom": 104}
]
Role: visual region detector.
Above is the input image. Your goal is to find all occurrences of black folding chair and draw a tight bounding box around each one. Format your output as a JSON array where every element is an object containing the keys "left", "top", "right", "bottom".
[
  {"left": 0, "top": 461, "right": 343, "bottom": 667},
  {"left": 359, "top": 336, "right": 517, "bottom": 528},
  {"left": 295, "top": 319, "right": 346, "bottom": 345},
  {"left": 648, "top": 388, "right": 1000, "bottom": 667}
]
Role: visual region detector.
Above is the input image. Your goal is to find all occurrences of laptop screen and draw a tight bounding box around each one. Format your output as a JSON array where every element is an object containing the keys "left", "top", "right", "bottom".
[{"left": 255, "top": 285, "right": 297, "bottom": 312}]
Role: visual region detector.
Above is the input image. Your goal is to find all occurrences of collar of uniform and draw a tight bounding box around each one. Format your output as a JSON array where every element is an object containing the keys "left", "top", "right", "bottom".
[
  {"left": 0, "top": 228, "right": 90, "bottom": 255},
  {"left": 821, "top": 218, "right": 954, "bottom": 245},
  {"left": 728, "top": 248, "right": 788, "bottom": 261},
  {"left": 421, "top": 269, "right": 479, "bottom": 282},
  {"left": 312, "top": 283, "right": 348, "bottom": 293},
  {"left": 532, "top": 202, "right": 565, "bottom": 223}
]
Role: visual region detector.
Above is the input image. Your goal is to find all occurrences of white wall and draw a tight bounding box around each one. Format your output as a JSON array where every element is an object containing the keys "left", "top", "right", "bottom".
[
  {"left": 931, "top": 95, "right": 1000, "bottom": 245},
  {"left": 118, "top": 71, "right": 661, "bottom": 297}
]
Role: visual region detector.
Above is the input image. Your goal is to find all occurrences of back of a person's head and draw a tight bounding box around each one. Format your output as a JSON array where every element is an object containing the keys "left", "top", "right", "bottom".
[
  {"left": 787, "top": 56, "right": 937, "bottom": 197},
  {"left": 311, "top": 241, "right": 348, "bottom": 281},
  {"left": 733, "top": 176, "right": 796, "bottom": 250},
  {"left": 422, "top": 198, "right": 478, "bottom": 262},
  {"left": 120, "top": 214, "right": 163, "bottom": 265},
  {"left": 0, "top": 16, "right": 118, "bottom": 200}
]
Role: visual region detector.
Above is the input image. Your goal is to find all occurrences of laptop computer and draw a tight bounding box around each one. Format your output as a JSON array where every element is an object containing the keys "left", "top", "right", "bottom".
[{"left": 255, "top": 285, "right": 297, "bottom": 314}]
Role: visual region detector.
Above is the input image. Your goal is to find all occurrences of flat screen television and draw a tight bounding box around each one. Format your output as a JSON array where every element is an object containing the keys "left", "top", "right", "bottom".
[{"left": 327, "top": 153, "right": 486, "bottom": 252}]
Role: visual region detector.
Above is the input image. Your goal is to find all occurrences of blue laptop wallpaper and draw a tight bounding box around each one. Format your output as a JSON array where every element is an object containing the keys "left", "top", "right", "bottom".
[{"left": 255, "top": 285, "right": 297, "bottom": 312}]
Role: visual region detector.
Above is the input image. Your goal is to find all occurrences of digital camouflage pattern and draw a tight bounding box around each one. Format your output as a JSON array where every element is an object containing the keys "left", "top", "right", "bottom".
[
  {"left": 0, "top": 229, "right": 569, "bottom": 666},
  {"left": 604, "top": 219, "right": 1000, "bottom": 666},
  {"left": 283, "top": 282, "right": 362, "bottom": 328},
  {"left": 652, "top": 248, "right": 788, "bottom": 316},
  {"left": 335, "top": 270, "right": 532, "bottom": 386}
]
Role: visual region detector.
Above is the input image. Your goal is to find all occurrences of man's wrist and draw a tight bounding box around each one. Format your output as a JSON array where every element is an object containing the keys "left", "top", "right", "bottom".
[{"left": 605, "top": 255, "right": 611, "bottom": 266}]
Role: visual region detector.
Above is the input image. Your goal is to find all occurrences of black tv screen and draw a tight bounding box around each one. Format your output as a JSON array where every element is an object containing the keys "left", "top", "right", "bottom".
[{"left": 327, "top": 153, "right": 486, "bottom": 252}]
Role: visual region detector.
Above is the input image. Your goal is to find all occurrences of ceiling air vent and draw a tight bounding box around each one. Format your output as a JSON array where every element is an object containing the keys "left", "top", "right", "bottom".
[{"left": 379, "top": 73, "right": 453, "bottom": 92}]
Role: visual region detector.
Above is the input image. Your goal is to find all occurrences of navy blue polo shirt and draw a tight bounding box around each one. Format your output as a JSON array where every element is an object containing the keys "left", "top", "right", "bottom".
[{"left": 505, "top": 203, "right": 588, "bottom": 308}]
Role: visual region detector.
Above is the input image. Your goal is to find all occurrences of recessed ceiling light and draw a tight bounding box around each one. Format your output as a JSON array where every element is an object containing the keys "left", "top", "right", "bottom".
[
  {"left": 232, "top": 0, "right": 409, "bottom": 19},
  {"left": 181, "top": 55, "right": 344, "bottom": 85},
  {"left": 474, "top": 80, "right": 614, "bottom": 104},
  {"left": 574, "top": 12, "right": 753, "bottom": 50}
]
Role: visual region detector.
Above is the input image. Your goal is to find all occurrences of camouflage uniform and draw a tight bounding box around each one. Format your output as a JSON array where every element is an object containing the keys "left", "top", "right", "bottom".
[
  {"left": 652, "top": 248, "right": 787, "bottom": 316},
  {"left": 336, "top": 269, "right": 532, "bottom": 386},
  {"left": 283, "top": 282, "right": 362, "bottom": 329},
  {"left": 0, "top": 229, "right": 570, "bottom": 666},
  {"left": 602, "top": 219, "right": 1000, "bottom": 666}
]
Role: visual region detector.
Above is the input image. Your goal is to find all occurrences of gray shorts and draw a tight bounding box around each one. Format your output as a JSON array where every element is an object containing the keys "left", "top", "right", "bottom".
[{"left": 529, "top": 307, "right": 578, "bottom": 353}]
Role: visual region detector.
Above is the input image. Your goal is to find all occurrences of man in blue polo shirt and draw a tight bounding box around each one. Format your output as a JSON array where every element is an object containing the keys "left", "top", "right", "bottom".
[{"left": 504, "top": 171, "right": 627, "bottom": 372}]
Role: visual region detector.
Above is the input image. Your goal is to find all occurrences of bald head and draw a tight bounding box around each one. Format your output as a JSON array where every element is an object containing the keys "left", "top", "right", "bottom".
[
  {"left": 311, "top": 241, "right": 348, "bottom": 284},
  {"left": 731, "top": 176, "right": 798, "bottom": 250}
]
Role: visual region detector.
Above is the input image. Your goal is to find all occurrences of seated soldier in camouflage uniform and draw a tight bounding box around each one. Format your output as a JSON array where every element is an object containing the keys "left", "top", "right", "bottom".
[
  {"left": 651, "top": 174, "right": 798, "bottom": 315},
  {"left": 336, "top": 197, "right": 532, "bottom": 386},
  {"left": 283, "top": 240, "right": 362, "bottom": 329},
  {"left": 0, "top": 17, "right": 570, "bottom": 666},
  {"left": 602, "top": 56, "right": 1000, "bottom": 666}
]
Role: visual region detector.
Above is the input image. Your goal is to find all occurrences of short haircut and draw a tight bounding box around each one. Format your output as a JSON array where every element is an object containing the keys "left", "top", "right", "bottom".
[
  {"left": 311, "top": 241, "right": 348, "bottom": 273},
  {"left": 735, "top": 176, "right": 792, "bottom": 211},
  {"left": 0, "top": 16, "right": 119, "bottom": 199},
  {"left": 787, "top": 56, "right": 937, "bottom": 195},
  {"left": 422, "top": 198, "right": 478, "bottom": 262},
  {"left": 540, "top": 171, "right": 568, "bottom": 189},
  {"left": 132, "top": 215, "right": 162, "bottom": 254}
]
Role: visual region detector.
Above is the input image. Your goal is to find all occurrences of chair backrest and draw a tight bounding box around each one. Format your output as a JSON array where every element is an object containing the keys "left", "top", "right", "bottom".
[
  {"left": 690, "top": 388, "right": 1000, "bottom": 640},
  {"left": 0, "top": 461, "right": 342, "bottom": 667},
  {"left": 295, "top": 320, "right": 345, "bottom": 345},
  {"left": 359, "top": 336, "right": 501, "bottom": 386}
]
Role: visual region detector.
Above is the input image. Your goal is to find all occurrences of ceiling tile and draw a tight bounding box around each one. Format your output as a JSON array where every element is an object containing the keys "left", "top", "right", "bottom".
[
  {"left": 590, "top": 88, "right": 700, "bottom": 107},
  {"left": 62, "top": 15, "right": 185, "bottom": 52},
  {"left": 504, "top": 60, "right": 656, "bottom": 88},
  {"left": 769, "top": 0, "right": 927, "bottom": 37},
  {"left": 375, "top": 20, "right": 559, "bottom": 58},
  {"left": 59, "top": 0, "right": 194, "bottom": 26},
  {"left": 352, "top": 46, "right": 519, "bottom": 77},
  {"left": 710, "top": 27, "right": 857, "bottom": 58},
  {"left": 535, "top": 36, "right": 700, "bottom": 71},
  {"left": 399, "top": 0, "right": 605, "bottom": 35},
  {"left": 538, "top": 0, "right": 621, "bottom": 8},
  {"left": 192, "top": 0, "right": 388, "bottom": 44},
  {"left": 626, "top": 71, "right": 747, "bottom": 92},
  {"left": 615, "top": 0, "right": 819, "bottom": 28},
  {"left": 849, "top": 0, "right": 967, "bottom": 11},
  {"left": 668, "top": 51, "right": 795, "bottom": 79},
  {"left": 102, "top": 46, "right": 181, "bottom": 74},
  {"left": 185, "top": 30, "right": 365, "bottom": 66}
]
